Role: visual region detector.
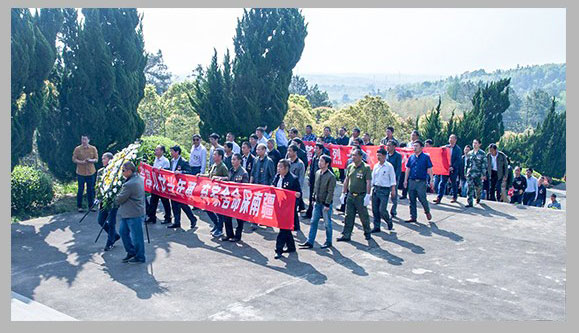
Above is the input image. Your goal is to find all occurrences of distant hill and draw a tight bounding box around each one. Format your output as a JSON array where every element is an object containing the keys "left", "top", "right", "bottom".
[{"left": 302, "top": 63, "right": 566, "bottom": 132}]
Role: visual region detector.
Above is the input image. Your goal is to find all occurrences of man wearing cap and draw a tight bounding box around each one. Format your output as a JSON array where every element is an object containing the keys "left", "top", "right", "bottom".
[{"left": 337, "top": 148, "right": 373, "bottom": 242}]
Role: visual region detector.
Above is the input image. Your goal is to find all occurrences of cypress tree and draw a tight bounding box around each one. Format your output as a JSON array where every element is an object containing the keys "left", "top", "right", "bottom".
[
  {"left": 38, "top": 8, "right": 146, "bottom": 181},
  {"left": 456, "top": 78, "right": 510, "bottom": 148},
  {"left": 528, "top": 98, "right": 566, "bottom": 178},
  {"left": 420, "top": 96, "right": 445, "bottom": 146},
  {"left": 232, "top": 9, "right": 307, "bottom": 134},
  {"left": 11, "top": 9, "right": 62, "bottom": 168}
]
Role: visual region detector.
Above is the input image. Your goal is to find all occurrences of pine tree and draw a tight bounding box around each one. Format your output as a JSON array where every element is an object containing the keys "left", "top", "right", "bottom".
[{"left": 145, "top": 49, "right": 172, "bottom": 95}]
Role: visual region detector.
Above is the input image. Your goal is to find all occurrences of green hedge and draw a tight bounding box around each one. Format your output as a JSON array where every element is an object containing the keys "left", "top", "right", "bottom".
[
  {"left": 140, "top": 136, "right": 190, "bottom": 165},
  {"left": 11, "top": 165, "right": 54, "bottom": 213}
]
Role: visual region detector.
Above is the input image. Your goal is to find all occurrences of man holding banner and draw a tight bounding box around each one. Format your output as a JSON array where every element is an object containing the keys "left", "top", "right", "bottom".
[
  {"left": 433, "top": 134, "right": 462, "bottom": 204},
  {"left": 273, "top": 159, "right": 302, "bottom": 259}
]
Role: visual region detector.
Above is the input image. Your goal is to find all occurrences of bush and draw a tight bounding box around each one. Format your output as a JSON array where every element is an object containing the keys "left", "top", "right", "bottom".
[
  {"left": 11, "top": 165, "right": 55, "bottom": 213},
  {"left": 139, "top": 135, "right": 190, "bottom": 165}
]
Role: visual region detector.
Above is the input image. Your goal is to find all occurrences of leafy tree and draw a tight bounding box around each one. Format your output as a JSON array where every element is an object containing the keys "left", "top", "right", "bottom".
[
  {"left": 138, "top": 84, "right": 166, "bottom": 136},
  {"left": 283, "top": 94, "right": 316, "bottom": 134},
  {"left": 323, "top": 95, "right": 411, "bottom": 143},
  {"left": 145, "top": 49, "right": 172, "bottom": 95}
]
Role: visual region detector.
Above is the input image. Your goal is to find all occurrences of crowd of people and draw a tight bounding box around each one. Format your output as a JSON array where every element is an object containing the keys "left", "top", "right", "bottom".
[{"left": 72, "top": 124, "right": 563, "bottom": 264}]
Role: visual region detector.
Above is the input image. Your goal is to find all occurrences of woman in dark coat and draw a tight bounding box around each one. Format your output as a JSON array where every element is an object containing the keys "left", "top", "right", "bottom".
[{"left": 272, "top": 159, "right": 301, "bottom": 259}]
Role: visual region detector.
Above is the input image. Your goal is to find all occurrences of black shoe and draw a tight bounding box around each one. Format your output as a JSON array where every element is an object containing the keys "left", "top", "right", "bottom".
[
  {"left": 190, "top": 221, "right": 197, "bottom": 229},
  {"left": 321, "top": 243, "right": 332, "bottom": 249},
  {"left": 299, "top": 242, "right": 313, "bottom": 249},
  {"left": 160, "top": 219, "right": 171, "bottom": 224},
  {"left": 145, "top": 217, "right": 156, "bottom": 223},
  {"left": 282, "top": 249, "right": 296, "bottom": 254},
  {"left": 229, "top": 237, "right": 240, "bottom": 242},
  {"left": 399, "top": 196, "right": 407, "bottom": 200},
  {"left": 390, "top": 212, "right": 397, "bottom": 218},
  {"left": 127, "top": 257, "right": 145, "bottom": 264},
  {"left": 221, "top": 236, "right": 231, "bottom": 242},
  {"left": 104, "top": 244, "right": 114, "bottom": 251},
  {"left": 167, "top": 223, "right": 181, "bottom": 229},
  {"left": 465, "top": 203, "right": 474, "bottom": 208},
  {"left": 365, "top": 234, "right": 372, "bottom": 240},
  {"left": 336, "top": 236, "right": 350, "bottom": 242},
  {"left": 122, "top": 254, "right": 135, "bottom": 263},
  {"left": 370, "top": 227, "right": 381, "bottom": 233},
  {"left": 113, "top": 233, "right": 121, "bottom": 244},
  {"left": 274, "top": 252, "right": 283, "bottom": 259},
  {"left": 387, "top": 222, "right": 393, "bottom": 231}
]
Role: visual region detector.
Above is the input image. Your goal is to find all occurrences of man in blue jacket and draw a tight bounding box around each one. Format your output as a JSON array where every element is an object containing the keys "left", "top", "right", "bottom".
[{"left": 433, "top": 134, "right": 462, "bottom": 204}]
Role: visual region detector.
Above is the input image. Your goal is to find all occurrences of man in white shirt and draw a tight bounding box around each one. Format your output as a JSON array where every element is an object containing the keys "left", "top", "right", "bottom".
[
  {"left": 256, "top": 127, "right": 268, "bottom": 145},
  {"left": 275, "top": 122, "right": 289, "bottom": 158},
  {"left": 371, "top": 147, "right": 398, "bottom": 232},
  {"left": 145, "top": 145, "right": 173, "bottom": 224},
  {"left": 523, "top": 168, "right": 538, "bottom": 206},
  {"left": 208, "top": 133, "right": 224, "bottom": 168},
  {"left": 189, "top": 134, "right": 207, "bottom": 174},
  {"left": 226, "top": 132, "right": 241, "bottom": 154}
]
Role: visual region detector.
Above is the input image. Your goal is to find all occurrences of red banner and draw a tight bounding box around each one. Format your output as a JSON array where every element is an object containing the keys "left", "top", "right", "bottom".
[
  {"left": 138, "top": 163, "right": 297, "bottom": 230},
  {"left": 303, "top": 142, "right": 451, "bottom": 175}
]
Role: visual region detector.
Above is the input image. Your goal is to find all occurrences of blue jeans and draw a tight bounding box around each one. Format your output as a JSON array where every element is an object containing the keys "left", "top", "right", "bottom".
[
  {"left": 119, "top": 216, "right": 146, "bottom": 262},
  {"left": 461, "top": 179, "right": 468, "bottom": 197},
  {"left": 97, "top": 207, "right": 119, "bottom": 247},
  {"left": 77, "top": 174, "right": 96, "bottom": 209},
  {"left": 307, "top": 202, "right": 333, "bottom": 245},
  {"left": 438, "top": 171, "right": 459, "bottom": 199},
  {"left": 209, "top": 212, "right": 222, "bottom": 234}
]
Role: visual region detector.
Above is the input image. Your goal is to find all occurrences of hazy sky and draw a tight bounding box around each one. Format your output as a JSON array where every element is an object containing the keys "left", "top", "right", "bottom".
[{"left": 138, "top": 8, "right": 566, "bottom": 77}]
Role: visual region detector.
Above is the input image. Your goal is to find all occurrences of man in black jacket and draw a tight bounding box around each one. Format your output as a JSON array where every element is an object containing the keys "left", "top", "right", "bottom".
[
  {"left": 272, "top": 159, "right": 302, "bottom": 259},
  {"left": 167, "top": 145, "right": 198, "bottom": 229},
  {"left": 241, "top": 141, "right": 255, "bottom": 176},
  {"left": 304, "top": 143, "right": 324, "bottom": 218}
]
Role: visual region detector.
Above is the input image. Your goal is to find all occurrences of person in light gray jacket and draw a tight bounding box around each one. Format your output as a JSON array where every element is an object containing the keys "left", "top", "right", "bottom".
[{"left": 115, "top": 161, "right": 146, "bottom": 264}]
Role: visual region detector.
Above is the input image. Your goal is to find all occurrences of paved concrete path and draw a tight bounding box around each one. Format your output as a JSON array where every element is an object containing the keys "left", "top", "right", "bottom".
[{"left": 11, "top": 184, "right": 566, "bottom": 321}]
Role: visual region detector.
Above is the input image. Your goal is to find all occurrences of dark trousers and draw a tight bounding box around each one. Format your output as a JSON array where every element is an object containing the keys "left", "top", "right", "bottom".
[
  {"left": 488, "top": 170, "right": 500, "bottom": 201},
  {"left": 275, "top": 229, "right": 296, "bottom": 254},
  {"left": 77, "top": 174, "right": 96, "bottom": 209},
  {"left": 408, "top": 179, "right": 430, "bottom": 219},
  {"left": 438, "top": 170, "right": 459, "bottom": 199},
  {"left": 278, "top": 146, "right": 287, "bottom": 159},
  {"left": 305, "top": 184, "right": 315, "bottom": 217},
  {"left": 399, "top": 172, "right": 408, "bottom": 198},
  {"left": 339, "top": 169, "right": 346, "bottom": 182},
  {"left": 146, "top": 193, "right": 172, "bottom": 221},
  {"left": 97, "top": 207, "right": 119, "bottom": 246},
  {"left": 523, "top": 192, "right": 536, "bottom": 206},
  {"left": 511, "top": 192, "right": 523, "bottom": 204},
  {"left": 372, "top": 186, "right": 392, "bottom": 230},
  {"left": 171, "top": 200, "right": 197, "bottom": 226},
  {"left": 207, "top": 211, "right": 220, "bottom": 231},
  {"left": 223, "top": 216, "right": 244, "bottom": 239}
]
